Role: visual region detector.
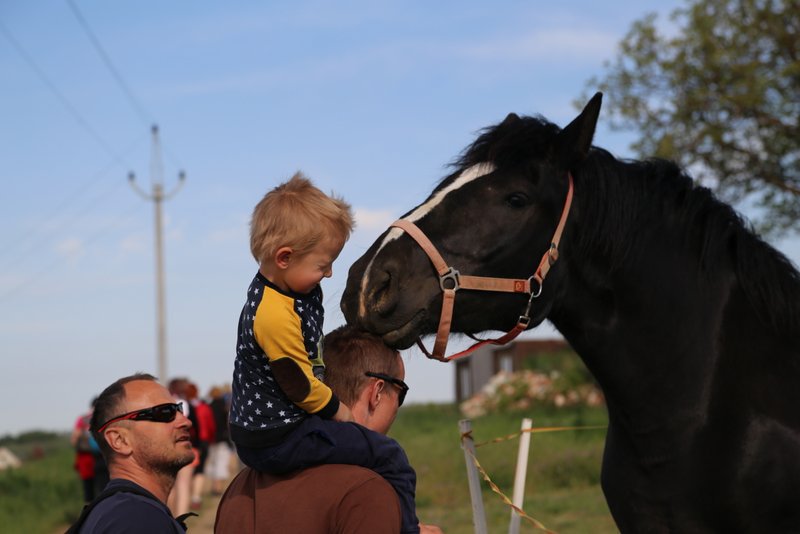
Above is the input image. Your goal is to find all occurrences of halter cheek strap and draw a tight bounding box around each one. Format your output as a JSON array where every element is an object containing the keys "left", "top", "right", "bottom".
[{"left": 390, "top": 172, "right": 574, "bottom": 362}]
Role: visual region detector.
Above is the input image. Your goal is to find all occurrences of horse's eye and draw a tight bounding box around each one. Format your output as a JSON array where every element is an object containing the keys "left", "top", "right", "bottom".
[{"left": 505, "top": 192, "right": 529, "bottom": 208}]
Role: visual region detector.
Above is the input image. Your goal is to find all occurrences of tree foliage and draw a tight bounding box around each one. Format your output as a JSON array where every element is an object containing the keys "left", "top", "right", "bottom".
[{"left": 585, "top": 0, "right": 800, "bottom": 235}]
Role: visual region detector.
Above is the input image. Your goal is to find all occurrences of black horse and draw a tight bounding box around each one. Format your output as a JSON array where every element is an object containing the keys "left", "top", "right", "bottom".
[{"left": 341, "top": 93, "right": 800, "bottom": 532}]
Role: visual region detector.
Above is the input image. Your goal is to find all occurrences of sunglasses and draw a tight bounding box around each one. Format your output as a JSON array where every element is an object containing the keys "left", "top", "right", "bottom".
[
  {"left": 365, "top": 372, "right": 409, "bottom": 407},
  {"left": 96, "top": 402, "right": 184, "bottom": 433}
]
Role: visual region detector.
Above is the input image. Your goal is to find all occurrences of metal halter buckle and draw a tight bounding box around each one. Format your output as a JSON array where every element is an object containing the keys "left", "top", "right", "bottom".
[
  {"left": 439, "top": 267, "right": 461, "bottom": 291},
  {"left": 528, "top": 275, "right": 543, "bottom": 298}
]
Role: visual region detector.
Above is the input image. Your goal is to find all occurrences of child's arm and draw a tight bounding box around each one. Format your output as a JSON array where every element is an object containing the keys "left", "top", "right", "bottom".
[
  {"left": 332, "top": 402, "right": 354, "bottom": 423},
  {"left": 254, "top": 298, "right": 339, "bottom": 418}
]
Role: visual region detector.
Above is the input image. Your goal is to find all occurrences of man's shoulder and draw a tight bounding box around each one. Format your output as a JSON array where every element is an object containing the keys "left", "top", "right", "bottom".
[
  {"left": 296, "top": 465, "right": 401, "bottom": 532},
  {"left": 294, "top": 463, "right": 387, "bottom": 484},
  {"left": 227, "top": 464, "right": 386, "bottom": 490},
  {"left": 216, "top": 466, "right": 400, "bottom": 534},
  {"left": 81, "top": 480, "right": 181, "bottom": 533}
]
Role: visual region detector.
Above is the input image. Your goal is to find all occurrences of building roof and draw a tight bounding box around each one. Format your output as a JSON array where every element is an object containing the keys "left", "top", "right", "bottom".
[{"left": 457, "top": 338, "right": 570, "bottom": 362}]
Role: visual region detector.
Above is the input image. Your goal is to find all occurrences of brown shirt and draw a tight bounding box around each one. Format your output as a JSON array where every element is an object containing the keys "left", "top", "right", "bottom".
[{"left": 214, "top": 464, "right": 401, "bottom": 534}]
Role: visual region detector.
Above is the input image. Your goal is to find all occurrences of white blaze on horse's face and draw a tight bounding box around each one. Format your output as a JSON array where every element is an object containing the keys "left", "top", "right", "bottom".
[{"left": 358, "top": 162, "right": 496, "bottom": 319}]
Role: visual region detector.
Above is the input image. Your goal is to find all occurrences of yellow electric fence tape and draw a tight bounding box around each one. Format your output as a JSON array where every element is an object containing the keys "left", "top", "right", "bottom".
[{"left": 461, "top": 424, "right": 607, "bottom": 533}]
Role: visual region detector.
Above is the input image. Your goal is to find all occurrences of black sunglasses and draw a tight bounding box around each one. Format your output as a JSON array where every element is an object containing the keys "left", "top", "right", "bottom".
[
  {"left": 96, "top": 402, "right": 184, "bottom": 433},
  {"left": 365, "top": 372, "right": 409, "bottom": 407}
]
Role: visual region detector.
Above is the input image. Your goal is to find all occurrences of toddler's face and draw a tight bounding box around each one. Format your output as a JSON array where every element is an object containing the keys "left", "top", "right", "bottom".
[{"left": 284, "top": 237, "right": 343, "bottom": 294}]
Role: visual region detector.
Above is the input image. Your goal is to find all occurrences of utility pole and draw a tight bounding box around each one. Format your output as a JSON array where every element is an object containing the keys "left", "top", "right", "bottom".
[{"left": 129, "top": 125, "right": 185, "bottom": 383}]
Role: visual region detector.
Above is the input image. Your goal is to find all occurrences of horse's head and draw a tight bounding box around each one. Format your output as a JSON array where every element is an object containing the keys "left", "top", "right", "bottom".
[{"left": 341, "top": 93, "right": 602, "bottom": 350}]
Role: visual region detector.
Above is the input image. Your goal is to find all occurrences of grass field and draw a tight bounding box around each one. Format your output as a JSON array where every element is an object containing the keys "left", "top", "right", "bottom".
[
  {"left": 1, "top": 403, "right": 616, "bottom": 534},
  {"left": 0, "top": 435, "right": 85, "bottom": 534},
  {"left": 391, "top": 403, "right": 616, "bottom": 533}
]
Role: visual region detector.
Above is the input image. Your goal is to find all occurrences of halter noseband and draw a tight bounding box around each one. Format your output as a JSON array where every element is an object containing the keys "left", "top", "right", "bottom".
[{"left": 390, "top": 172, "right": 574, "bottom": 362}]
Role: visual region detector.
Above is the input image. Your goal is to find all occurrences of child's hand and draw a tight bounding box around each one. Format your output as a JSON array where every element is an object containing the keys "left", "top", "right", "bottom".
[{"left": 332, "top": 403, "right": 354, "bottom": 422}]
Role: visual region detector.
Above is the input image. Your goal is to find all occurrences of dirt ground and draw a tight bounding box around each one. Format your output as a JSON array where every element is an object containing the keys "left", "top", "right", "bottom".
[{"left": 184, "top": 489, "right": 225, "bottom": 534}]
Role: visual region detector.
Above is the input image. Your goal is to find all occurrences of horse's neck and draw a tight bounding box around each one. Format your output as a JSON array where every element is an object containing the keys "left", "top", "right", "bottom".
[{"left": 550, "top": 247, "right": 736, "bottom": 425}]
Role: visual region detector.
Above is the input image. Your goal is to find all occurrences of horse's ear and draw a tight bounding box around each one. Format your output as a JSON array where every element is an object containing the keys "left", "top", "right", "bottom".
[
  {"left": 555, "top": 92, "right": 602, "bottom": 166},
  {"left": 502, "top": 112, "right": 520, "bottom": 125}
]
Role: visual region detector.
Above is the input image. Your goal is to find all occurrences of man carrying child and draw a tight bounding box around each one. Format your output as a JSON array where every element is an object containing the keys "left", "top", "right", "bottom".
[{"left": 229, "top": 173, "right": 422, "bottom": 533}]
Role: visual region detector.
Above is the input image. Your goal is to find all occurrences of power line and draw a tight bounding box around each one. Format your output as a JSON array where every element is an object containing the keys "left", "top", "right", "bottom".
[
  {"left": 0, "top": 19, "right": 130, "bottom": 169},
  {"left": 65, "top": 0, "right": 184, "bottom": 170},
  {"left": 0, "top": 200, "right": 147, "bottom": 303},
  {"left": 0, "top": 13, "right": 166, "bottom": 271},
  {"left": 66, "top": 0, "right": 152, "bottom": 128},
  {"left": 0, "top": 133, "right": 147, "bottom": 264},
  {"left": 0, "top": 175, "right": 128, "bottom": 273}
]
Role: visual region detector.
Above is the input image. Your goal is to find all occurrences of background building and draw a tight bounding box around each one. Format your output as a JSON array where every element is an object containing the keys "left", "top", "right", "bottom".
[{"left": 454, "top": 339, "right": 573, "bottom": 403}]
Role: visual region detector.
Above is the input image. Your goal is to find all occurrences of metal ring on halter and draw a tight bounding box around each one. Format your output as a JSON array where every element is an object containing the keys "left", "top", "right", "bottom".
[
  {"left": 528, "top": 276, "right": 543, "bottom": 298},
  {"left": 439, "top": 267, "right": 461, "bottom": 291}
]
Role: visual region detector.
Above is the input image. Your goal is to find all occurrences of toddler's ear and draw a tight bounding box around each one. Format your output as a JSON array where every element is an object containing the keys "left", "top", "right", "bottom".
[{"left": 275, "top": 247, "right": 293, "bottom": 268}]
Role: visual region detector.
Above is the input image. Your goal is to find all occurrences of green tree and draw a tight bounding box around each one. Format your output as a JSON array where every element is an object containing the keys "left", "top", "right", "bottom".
[{"left": 585, "top": 0, "right": 799, "bottom": 235}]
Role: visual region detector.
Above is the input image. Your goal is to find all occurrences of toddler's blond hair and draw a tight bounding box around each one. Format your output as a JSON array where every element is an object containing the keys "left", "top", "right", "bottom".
[{"left": 250, "top": 172, "right": 354, "bottom": 265}]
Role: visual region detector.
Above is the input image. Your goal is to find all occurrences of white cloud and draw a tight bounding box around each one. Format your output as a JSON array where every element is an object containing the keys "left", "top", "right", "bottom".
[
  {"left": 208, "top": 226, "right": 246, "bottom": 244},
  {"left": 157, "top": 72, "right": 281, "bottom": 98},
  {"left": 206, "top": 212, "right": 249, "bottom": 245},
  {"left": 163, "top": 24, "right": 624, "bottom": 100},
  {"left": 455, "top": 28, "right": 618, "bottom": 63},
  {"left": 354, "top": 208, "right": 396, "bottom": 234},
  {"left": 55, "top": 237, "right": 84, "bottom": 262},
  {"left": 119, "top": 234, "right": 147, "bottom": 254},
  {"left": 166, "top": 227, "right": 184, "bottom": 242}
]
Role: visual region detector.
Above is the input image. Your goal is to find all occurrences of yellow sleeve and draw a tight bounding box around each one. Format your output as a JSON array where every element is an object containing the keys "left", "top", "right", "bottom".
[{"left": 253, "top": 289, "right": 333, "bottom": 414}]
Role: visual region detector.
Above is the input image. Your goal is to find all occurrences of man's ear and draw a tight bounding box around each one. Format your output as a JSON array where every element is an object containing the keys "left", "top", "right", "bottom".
[
  {"left": 104, "top": 427, "right": 133, "bottom": 456},
  {"left": 367, "top": 380, "right": 385, "bottom": 413},
  {"left": 274, "top": 247, "right": 293, "bottom": 269}
]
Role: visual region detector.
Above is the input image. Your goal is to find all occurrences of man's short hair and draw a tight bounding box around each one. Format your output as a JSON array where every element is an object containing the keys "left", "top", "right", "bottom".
[
  {"left": 250, "top": 172, "right": 355, "bottom": 265},
  {"left": 90, "top": 373, "right": 158, "bottom": 457},
  {"left": 323, "top": 326, "right": 401, "bottom": 406}
]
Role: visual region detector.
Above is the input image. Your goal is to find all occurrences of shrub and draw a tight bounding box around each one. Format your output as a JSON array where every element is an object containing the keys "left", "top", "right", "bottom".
[{"left": 460, "top": 370, "right": 604, "bottom": 418}]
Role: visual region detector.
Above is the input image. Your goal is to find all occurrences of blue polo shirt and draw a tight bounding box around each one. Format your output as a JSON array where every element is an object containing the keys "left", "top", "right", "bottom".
[{"left": 79, "top": 479, "right": 185, "bottom": 533}]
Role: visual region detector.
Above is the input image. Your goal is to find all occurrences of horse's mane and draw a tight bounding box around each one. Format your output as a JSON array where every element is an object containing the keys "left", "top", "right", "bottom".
[{"left": 450, "top": 114, "right": 800, "bottom": 331}]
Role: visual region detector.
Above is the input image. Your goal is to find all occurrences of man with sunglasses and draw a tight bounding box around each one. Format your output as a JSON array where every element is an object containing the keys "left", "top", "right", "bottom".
[
  {"left": 68, "top": 373, "right": 197, "bottom": 533},
  {"left": 215, "top": 326, "right": 442, "bottom": 534}
]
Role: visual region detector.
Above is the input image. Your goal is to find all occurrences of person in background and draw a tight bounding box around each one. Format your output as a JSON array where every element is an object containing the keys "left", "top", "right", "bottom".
[
  {"left": 216, "top": 325, "right": 442, "bottom": 534},
  {"left": 187, "top": 382, "right": 215, "bottom": 510},
  {"left": 166, "top": 378, "right": 196, "bottom": 517},
  {"left": 70, "top": 398, "right": 98, "bottom": 502},
  {"left": 206, "top": 385, "right": 233, "bottom": 495},
  {"left": 67, "top": 373, "right": 196, "bottom": 533},
  {"left": 91, "top": 432, "right": 110, "bottom": 497}
]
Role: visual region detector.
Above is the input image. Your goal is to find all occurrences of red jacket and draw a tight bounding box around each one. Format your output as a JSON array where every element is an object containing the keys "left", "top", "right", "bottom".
[{"left": 193, "top": 400, "right": 216, "bottom": 443}]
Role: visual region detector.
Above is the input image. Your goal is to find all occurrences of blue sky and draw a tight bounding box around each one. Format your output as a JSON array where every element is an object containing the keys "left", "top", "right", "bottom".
[{"left": 2, "top": 1, "right": 797, "bottom": 435}]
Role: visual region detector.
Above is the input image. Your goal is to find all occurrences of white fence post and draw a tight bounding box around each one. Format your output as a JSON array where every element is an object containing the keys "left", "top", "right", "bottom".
[
  {"left": 459, "top": 419, "right": 488, "bottom": 534},
  {"left": 508, "top": 417, "right": 533, "bottom": 534}
]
